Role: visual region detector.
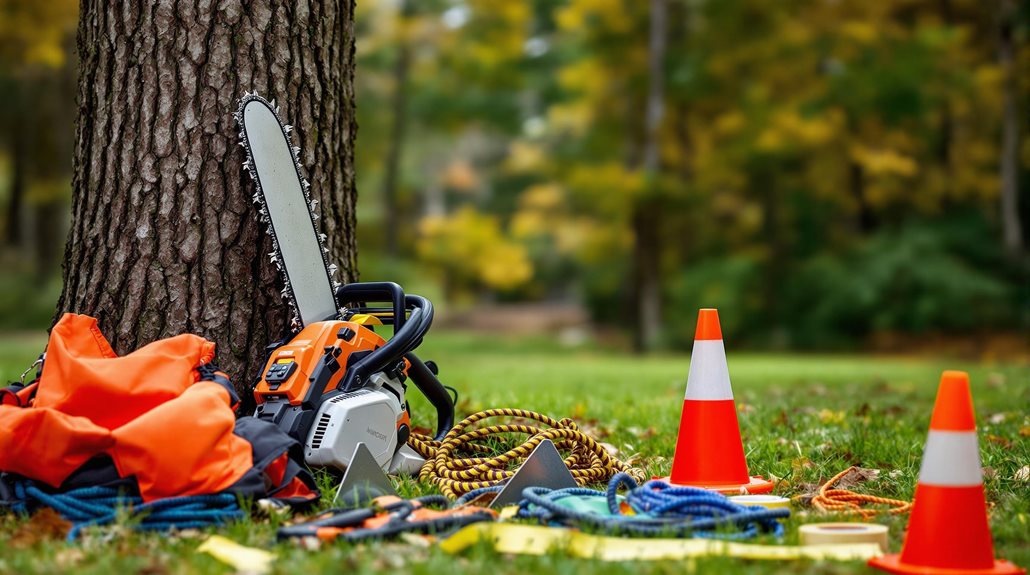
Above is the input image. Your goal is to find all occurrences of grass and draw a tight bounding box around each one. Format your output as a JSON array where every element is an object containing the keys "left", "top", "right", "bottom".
[{"left": 0, "top": 330, "right": 1028, "bottom": 574}]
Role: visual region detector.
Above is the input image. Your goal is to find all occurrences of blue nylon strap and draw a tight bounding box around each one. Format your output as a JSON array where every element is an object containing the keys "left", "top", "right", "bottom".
[
  {"left": 517, "top": 472, "right": 789, "bottom": 539},
  {"left": 14, "top": 482, "right": 243, "bottom": 541}
]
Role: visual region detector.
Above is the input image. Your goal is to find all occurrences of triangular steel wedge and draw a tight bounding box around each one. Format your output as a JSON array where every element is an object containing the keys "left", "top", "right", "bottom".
[
  {"left": 334, "top": 442, "right": 397, "bottom": 508},
  {"left": 490, "top": 439, "right": 578, "bottom": 508}
]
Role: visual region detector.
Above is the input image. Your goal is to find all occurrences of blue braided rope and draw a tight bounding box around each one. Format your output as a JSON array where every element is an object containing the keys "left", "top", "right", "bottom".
[
  {"left": 454, "top": 485, "right": 504, "bottom": 506},
  {"left": 517, "top": 472, "right": 788, "bottom": 539},
  {"left": 14, "top": 482, "right": 243, "bottom": 541}
]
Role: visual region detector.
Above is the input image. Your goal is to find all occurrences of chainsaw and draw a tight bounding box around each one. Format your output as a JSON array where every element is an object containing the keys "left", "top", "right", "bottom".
[{"left": 236, "top": 93, "right": 454, "bottom": 475}]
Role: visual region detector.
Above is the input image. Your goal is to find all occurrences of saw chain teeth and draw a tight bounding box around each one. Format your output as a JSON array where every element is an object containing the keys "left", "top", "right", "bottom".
[{"left": 235, "top": 92, "right": 347, "bottom": 326}]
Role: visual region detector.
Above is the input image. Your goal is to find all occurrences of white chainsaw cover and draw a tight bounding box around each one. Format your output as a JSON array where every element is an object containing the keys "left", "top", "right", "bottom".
[{"left": 305, "top": 389, "right": 403, "bottom": 471}]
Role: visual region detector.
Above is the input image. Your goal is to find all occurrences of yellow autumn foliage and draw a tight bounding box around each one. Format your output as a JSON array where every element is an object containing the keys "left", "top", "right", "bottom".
[
  {"left": 0, "top": 0, "right": 77, "bottom": 70},
  {"left": 850, "top": 146, "right": 918, "bottom": 178},
  {"left": 417, "top": 207, "right": 532, "bottom": 291}
]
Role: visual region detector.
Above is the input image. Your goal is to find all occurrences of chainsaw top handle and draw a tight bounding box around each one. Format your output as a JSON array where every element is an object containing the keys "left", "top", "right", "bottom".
[
  {"left": 332, "top": 282, "right": 455, "bottom": 441},
  {"left": 335, "top": 281, "right": 406, "bottom": 330}
]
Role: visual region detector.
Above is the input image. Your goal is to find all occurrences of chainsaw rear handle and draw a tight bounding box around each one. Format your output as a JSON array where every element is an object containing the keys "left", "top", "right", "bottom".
[
  {"left": 330, "top": 286, "right": 454, "bottom": 441},
  {"left": 405, "top": 351, "right": 453, "bottom": 441}
]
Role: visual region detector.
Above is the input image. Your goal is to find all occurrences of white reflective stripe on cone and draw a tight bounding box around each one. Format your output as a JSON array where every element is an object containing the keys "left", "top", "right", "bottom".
[
  {"left": 918, "top": 430, "right": 983, "bottom": 487},
  {"left": 684, "top": 340, "right": 734, "bottom": 401}
]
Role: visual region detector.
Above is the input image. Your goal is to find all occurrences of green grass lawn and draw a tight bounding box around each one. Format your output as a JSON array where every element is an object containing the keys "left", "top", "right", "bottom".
[{"left": 1, "top": 330, "right": 1027, "bottom": 574}]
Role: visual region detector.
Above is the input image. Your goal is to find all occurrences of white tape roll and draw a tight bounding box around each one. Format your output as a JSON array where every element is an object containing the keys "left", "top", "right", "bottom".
[
  {"left": 799, "top": 523, "right": 889, "bottom": 552},
  {"left": 730, "top": 495, "right": 791, "bottom": 509}
]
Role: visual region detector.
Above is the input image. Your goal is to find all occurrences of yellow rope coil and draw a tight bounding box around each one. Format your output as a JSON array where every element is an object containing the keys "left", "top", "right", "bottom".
[
  {"left": 810, "top": 466, "right": 912, "bottom": 518},
  {"left": 407, "top": 408, "right": 647, "bottom": 499}
]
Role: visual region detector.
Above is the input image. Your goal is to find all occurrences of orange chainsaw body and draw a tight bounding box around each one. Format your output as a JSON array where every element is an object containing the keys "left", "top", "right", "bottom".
[{"left": 253, "top": 320, "right": 386, "bottom": 406}]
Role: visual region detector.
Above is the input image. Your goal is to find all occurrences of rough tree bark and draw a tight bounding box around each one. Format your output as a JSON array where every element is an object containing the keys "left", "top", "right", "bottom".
[{"left": 56, "top": 0, "right": 359, "bottom": 391}]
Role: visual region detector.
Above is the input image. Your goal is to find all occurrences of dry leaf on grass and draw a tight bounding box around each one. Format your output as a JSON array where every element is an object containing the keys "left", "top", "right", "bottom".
[
  {"left": 796, "top": 466, "right": 880, "bottom": 505},
  {"left": 988, "top": 413, "right": 1007, "bottom": 425},
  {"left": 986, "top": 435, "right": 1012, "bottom": 448},
  {"left": 598, "top": 442, "right": 621, "bottom": 457},
  {"left": 9, "top": 508, "right": 71, "bottom": 548},
  {"left": 834, "top": 467, "right": 880, "bottom": 490},
  {"left": 54, "top": 548, "right": 85, "bottom": 570},
  {"left": 1014, "top": 466, "right": 1030, "bottom": 482}
]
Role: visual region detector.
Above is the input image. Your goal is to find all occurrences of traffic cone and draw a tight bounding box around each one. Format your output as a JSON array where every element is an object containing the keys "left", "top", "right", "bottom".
[
  {"left": 661, "top": 309, "right": 773, "bottom": 494},
  {"left": 869, "top": 371, "right": 1025, "bottom": 575}
]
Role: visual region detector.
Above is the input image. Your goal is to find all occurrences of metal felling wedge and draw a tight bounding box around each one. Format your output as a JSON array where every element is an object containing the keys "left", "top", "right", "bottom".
[
  {"left": 490, "top": 439, "right": 578, "bottom": 509},
  {"left": 334, "top": 442, "right": 397, "bottom": 508}
]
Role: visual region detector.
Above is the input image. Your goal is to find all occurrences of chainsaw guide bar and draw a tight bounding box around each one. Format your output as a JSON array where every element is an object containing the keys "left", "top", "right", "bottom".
[{"left": 236, "top": 93, "right": 342, "bottom": 329}]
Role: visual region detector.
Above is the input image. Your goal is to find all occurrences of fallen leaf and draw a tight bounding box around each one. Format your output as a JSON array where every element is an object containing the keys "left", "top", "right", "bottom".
[
  {"left": 818, "top": 409, "right": 846, "bottom": 424},
  {"left": 791, "top": 457, "right": 815, "bottom": 473},
  {"left": 9, "top": 508, "right": 71, "bottom": 548},
  {"left": 54, "top": 548, "right": 85, "bottom": 570},
  {"left": 983, "top": 467, "right": 998, "bottom": 480},
  {"left": 986, "top": 435, "right": 1012, "bottom": 449},
  {"left": 988, "top": 413, "right": 1007, "bottom": 425},
  {"left": 197, "top": 535, "right": 275, "bottom": 575},
  {"left": 598, "top": 442, "right": 621, "bottom": 457},
  {"left": 1019, "top": 426, "right": 1030, "bottom": 438},
  {"left": 1014, "top": 466, "right": 1030, "bottom": 482},
  {"left": 833, "top": 467, "right": 880, "bottom": 490}
]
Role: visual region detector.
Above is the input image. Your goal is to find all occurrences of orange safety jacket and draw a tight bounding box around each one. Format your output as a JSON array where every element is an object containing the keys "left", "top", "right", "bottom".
[{"left": 0, "top": 313, "right": 318, "bottom": 505}]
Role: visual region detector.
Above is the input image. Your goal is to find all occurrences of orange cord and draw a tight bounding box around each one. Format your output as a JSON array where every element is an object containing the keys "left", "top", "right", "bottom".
[{"left": 810, "top": 466, "right": 913, "bottom": 519}]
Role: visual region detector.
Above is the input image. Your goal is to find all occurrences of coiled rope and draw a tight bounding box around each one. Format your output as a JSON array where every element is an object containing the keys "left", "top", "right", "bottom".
[
  {"left": 408, "top": 408, "right": 646, "bottom": 499},
  {"left": 809, "top": 467, "right": 912, "bottom": 518},
  {"left": 515, "top": 472, "right": 788, "bottom": 539},
  {"left": 12, "top": 482, "right": 243, "bottom": 540}
]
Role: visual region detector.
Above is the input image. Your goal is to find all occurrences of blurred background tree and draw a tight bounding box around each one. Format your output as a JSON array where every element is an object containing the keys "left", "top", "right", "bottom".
[{"left": 1, "top": 0, "right": 1027, "bottom": 355}]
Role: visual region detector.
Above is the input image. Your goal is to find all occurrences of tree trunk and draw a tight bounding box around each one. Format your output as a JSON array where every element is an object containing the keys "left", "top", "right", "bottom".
[
  {"left": 6, "top": 104, "right": 25, "bottom": 248},
  {"left": 631, "top": 0, "right": 667, "bottom": 352},
  {"left": 999, "top": 0, "right": 1024, "bottom": 258},
  {"left": 381, "top": 0, "right": 413, "bottom": 257},
  {"left": 850, "top": 161, "right": 875, "bottom": 233},
  {"left": 56, "top": 0, "right": 359, "bottom": 392}
]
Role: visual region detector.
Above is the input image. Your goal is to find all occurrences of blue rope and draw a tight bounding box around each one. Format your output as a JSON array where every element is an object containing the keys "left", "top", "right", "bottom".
[
  {"left": 517, "top": 472, "right": 788, "bottom": 539},
  {"left": 13, "top": 482, "right": 243, "bottom": 541},
  {"left": 454, "top": 485, "right": 504, "bottom": 506}
]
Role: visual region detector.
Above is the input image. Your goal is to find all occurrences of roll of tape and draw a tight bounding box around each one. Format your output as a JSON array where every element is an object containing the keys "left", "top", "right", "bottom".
[
  {"left": 730, "top": 495, "right": 791, "bottom": 509},
  {"left": 799, "top": 523, "right": 889, "bottom": 552}
]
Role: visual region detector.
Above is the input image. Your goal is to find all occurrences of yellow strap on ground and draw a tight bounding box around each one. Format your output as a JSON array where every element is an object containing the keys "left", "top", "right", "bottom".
[
  {"left": 440, "top": 523, "right": 882, "bottom": 562},
  {"left": 407, "top": 408, "right": 646, "bottom": 498},
  {"left": 197, "top": 535, "right": 275, "bottom": 574}
]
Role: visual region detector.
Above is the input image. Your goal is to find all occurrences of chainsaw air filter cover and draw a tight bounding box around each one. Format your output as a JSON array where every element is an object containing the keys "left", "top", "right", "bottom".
[{"left": 304, "top": 384, "right": 404, "bottom": 472}]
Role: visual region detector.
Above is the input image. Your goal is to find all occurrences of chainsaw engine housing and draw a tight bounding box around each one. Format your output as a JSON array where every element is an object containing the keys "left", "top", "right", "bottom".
[{"left": 305, "top": 373, "right": 409, "bottom": 471}]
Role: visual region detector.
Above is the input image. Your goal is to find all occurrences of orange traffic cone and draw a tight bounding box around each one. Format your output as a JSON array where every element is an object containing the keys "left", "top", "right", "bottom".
[
  {"left": 869, "top": 371, "right": 1025, "bottom": 575},
  {"left": 662, "top": 309, "right": 773, "bottom": 494}
]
